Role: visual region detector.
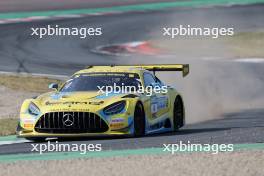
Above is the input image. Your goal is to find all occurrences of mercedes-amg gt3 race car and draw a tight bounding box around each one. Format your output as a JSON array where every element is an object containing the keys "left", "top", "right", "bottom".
[{"left": 17, "top": 64, "right": 189, "bottom": 141}]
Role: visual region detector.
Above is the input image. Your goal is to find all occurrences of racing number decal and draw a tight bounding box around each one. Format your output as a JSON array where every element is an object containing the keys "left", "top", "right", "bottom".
[
  {"left": 151, "top": 103, "right": 158, "bottom": 114},
  {"left": 151, "top": 96, "right": 168, "bottom": 115}
]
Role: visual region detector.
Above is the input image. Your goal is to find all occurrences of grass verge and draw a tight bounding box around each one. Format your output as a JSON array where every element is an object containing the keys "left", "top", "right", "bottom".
[
  {"left": 0, "top": 74, "right": 62, "bottom": 93},
  {"left": 154, "top": 31, "right": 264, "bottom": 58},
  {"left": 0, "top": 119, "right": 18, "bottom": 136},
  {"left": 227, "top": 32, "right": 264, "bottom": 58}
]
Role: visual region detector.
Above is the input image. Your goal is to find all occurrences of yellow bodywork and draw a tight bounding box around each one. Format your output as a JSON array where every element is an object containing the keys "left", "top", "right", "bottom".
[{"left": 17, "top": 65, "right": 188, "bottom": 138}]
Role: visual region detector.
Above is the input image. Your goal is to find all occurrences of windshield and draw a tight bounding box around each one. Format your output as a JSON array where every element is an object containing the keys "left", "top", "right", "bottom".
[{"left": 60, "top": 72, "right": 141, "bottom": 92}]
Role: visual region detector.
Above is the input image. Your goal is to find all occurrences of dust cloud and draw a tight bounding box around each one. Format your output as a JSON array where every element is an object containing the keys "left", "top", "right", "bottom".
[
  {"left": 142, "top": 9, "right": 264, "bottom": 124},
  {"left": 158, "top": 61, "right": 264, "bottom": 124}
]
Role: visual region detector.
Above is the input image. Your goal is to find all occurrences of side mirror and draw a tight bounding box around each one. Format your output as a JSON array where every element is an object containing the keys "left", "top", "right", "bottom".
[{"left": 48, "top": 83, "right": 58, "bottom": 90}]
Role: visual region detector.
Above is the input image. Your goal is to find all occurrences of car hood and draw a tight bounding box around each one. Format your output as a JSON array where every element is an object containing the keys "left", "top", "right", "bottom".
[{"left": 34, "top": 91, "right": 128, "bottom": 112}]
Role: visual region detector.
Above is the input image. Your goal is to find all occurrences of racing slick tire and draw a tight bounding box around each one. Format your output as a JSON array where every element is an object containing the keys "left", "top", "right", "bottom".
[
  {"left": 134, "top": 102, "right": 145, "bottom": 137},
  {"left": 173, "top": 96, "right": 184, "bottom": 131}
]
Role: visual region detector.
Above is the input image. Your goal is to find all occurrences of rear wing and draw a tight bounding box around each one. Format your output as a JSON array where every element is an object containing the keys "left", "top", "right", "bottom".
[
  {"left": 86, "top": 64, "right": 189, "bottom": 77},
  {"left": 135, "top": 64, "right": 189, "bottom": 77}
]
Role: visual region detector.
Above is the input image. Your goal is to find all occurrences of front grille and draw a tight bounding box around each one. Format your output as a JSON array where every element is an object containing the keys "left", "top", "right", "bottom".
[{"left": 35, "top": 112, "right": 108, "bottom": 133}]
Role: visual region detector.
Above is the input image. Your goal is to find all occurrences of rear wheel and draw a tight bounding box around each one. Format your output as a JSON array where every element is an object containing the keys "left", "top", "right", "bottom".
[
  {"left": 134, "top": 102, "right": 145, "bottom": 137},
  {"left": 173, "top": 96, "right": 184, "bottom": 131}
]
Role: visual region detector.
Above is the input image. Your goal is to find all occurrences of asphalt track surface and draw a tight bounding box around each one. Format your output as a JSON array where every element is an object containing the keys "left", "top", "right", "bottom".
[
  {"left": 0, "top": 108, "right": 264, "bottom": 155},
  {"left": 0, "top": 4, "right": 264, "bottom": 75},
  {"left": 0, "top": 3, "right": 264, "bottom": 155}
]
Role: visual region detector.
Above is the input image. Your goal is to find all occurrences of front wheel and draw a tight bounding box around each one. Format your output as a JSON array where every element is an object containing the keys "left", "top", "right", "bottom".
[
  {"left": 173, "top": 97, "right": 184, "bottom": 131},
  {"left": 134, "top": 102, "right": 145, "bottom": 137}
]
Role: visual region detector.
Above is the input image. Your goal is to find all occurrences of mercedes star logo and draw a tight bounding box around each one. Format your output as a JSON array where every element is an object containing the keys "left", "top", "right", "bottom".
[{"left": 62, "top": 113, "right": 74, "bottom": 127}]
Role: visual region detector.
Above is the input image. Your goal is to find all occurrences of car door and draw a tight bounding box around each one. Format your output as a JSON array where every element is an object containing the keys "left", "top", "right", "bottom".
[
  {"left": 153, "top": 77, "right": 171, "bottom": 119},
  {"left": 143, "top": 72, "right": 169, "bottom": 119}
]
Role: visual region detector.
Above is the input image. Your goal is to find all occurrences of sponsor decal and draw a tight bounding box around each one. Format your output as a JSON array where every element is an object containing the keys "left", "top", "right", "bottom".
[
  {"left": 110, "top": 118, "right": 125, "bottom": 129},
  {"left": 151, "top": 96, "right": 168, "bottom": 114},
  {"left": 111, "top": 118, "right": 125, "bottom": 123},
  {"left": 22, "top": 119, "right": 35, "bottom": 123},
  {"left": 49, "top": 108, "right": 90, "bottom": 112},
  {"left": 45, "top": 101, "right": 89, "bottom": 106},
  {"left": 110, "top": 123, "right": 125, "bottom": 129},
  {"left": 89, "top": 101, "right": 104, "bottom": 105}
]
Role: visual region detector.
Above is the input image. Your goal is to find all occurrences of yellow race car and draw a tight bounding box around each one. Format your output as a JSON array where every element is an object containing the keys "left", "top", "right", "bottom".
[{"left": 17, "top": 64, "right": 189, "bottom": 141}]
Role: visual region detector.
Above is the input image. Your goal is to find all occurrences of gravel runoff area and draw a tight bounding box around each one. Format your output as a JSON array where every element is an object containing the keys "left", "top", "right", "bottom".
[
  {"left": 0, "top": 86, "right": 37, "bottom": 119},
  {"left": 0, "top": 151, "right": 263, "bottom": 176}
]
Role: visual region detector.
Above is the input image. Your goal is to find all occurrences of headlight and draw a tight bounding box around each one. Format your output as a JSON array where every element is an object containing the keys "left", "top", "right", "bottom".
[
  {"left": 103, "top": 101, "right": 126, "bottom": 115},
  {"left": 28, "top": 102, "right": 40, "bottom": 116}
]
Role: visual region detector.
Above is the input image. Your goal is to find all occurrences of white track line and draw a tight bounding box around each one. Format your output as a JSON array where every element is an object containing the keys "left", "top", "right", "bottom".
[
  {"left": 54, "top": 14, "right": 83, "bottom": 18},
  {"left": 234, "top": 58, "right": 264, "bottom": 63},
  {"left": 0, "top": 140, "right": 29, "bottom": 146},
  {"left": 0, "top": 71, "right": 69, "bottom": 80}
]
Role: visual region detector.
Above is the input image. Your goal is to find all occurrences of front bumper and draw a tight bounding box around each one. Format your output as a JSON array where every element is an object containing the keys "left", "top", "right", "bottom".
[
  {"left": 17, "top": 113, "right": 134, "bottom": 138},
  {"left": 17, "top": 130, "right": 131, "bottom": 138}
]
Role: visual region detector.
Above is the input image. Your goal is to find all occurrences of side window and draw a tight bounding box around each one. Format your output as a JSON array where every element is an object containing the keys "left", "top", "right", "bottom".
[
  {"left": 155, "top": 76, "right": 165, "bottom": 86},
  {"left": 143, "top": 73, "right": 156, "bottom": 87}
]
